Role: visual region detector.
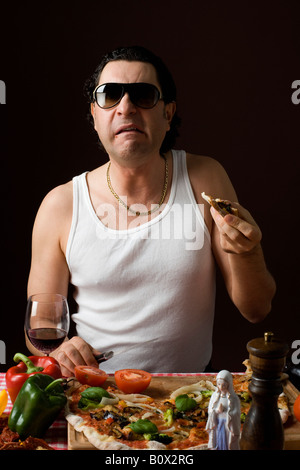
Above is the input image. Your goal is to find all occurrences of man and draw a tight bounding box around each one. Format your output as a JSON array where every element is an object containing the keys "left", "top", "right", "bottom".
[{"left": 27, "top": 46, "right": 276, "bottom": 376}]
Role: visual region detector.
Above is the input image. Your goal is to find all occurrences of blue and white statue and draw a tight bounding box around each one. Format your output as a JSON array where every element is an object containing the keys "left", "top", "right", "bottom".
[{"left": 206, "top": 370, "right": 241, "bottom": 450}]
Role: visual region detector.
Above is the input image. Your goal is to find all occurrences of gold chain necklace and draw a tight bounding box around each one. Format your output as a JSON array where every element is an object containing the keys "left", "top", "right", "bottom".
[{"left": 106, "top": 156, "right": 168, "bottom": 217}]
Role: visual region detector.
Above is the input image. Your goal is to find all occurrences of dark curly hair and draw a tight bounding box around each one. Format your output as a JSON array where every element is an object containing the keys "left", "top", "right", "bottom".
[{"left": 83, "top": 46, "right": 181, "bottom": 154}]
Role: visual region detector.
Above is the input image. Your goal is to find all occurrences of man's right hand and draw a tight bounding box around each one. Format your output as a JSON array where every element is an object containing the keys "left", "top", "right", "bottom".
[{"left": 52, "top": 336, "right": 101, "bottom": 377}]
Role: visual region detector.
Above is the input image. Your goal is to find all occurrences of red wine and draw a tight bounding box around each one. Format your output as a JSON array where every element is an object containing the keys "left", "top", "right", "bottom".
[{"left": 27, "top": 328, "right": 67, "bottom": 353}]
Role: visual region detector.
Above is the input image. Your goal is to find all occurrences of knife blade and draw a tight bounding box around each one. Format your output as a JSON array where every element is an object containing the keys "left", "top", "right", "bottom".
[{"left": 94, "top": 337, "right": 161, "bottom": 364}]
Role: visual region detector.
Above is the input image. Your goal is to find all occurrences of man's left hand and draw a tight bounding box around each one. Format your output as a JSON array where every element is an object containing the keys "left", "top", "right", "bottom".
[{"left": 210, "top": 203, "right": 262, "bottom": 255}]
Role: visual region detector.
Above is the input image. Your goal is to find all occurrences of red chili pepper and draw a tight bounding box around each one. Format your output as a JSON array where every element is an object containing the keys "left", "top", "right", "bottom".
[{"left": 5, "top": 352, "right": 62, "bottom": 403}]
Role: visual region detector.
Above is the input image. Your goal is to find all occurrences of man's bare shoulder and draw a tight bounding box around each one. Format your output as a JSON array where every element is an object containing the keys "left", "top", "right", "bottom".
[
  {"left": 186, "top": 153, "right": 226, "bottom": 173},
  {"left": 32, "top": 181, "right": 73, "bottom": 242},
  {"left": 38, "top": 181, "right": 73, "bottom": 218},
  {"left": 186, "top": 153, "right": 237, "bottom": 201},
  {"left": 32, "top": 181, "right": 74, "bottom": 253}
]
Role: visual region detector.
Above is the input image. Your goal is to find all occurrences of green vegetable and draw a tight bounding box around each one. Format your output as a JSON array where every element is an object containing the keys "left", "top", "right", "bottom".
[
  {"left": 163, "top": 408, "right": 174, "bottom": 426},
  {"left": 175, "top": 394, "right": 197, "bottom": 411},
  {"left": 8, "top": 374, "right": 66, "bottom": 439},
  {"left": 201, "top": 390, "right": 213, "bottom": 398},
  {"left": 78, "top": 386, "right": 112, "bottom": 410},
  {"left": 239, "top": 392, "right": 251, "bottom": 402},
  {"left": 129, "top": 419, "right": 158, "bottom": 434},
  {"left": 144, "top": 432, "right": 173, "bottom": 444},
  {"left": 240, "top": 412, "right": 247, "bottom": 423},
  {"left": 81, "top": 387, "right": 111, "bottom": 401}
]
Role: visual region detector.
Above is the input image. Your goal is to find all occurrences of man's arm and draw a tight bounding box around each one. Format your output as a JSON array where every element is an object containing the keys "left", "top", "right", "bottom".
[
  {"left": 211, "top": 205, "right": 276, "bottom": 321},
  {"left": 189, "top": 154, "right": 276, "bottom": 322},
  {"left": 27, "top": 185, "right": 71, "bottom": 298},
  {"left": 27, "top": 183, "right": 100, "bottom": 375}
]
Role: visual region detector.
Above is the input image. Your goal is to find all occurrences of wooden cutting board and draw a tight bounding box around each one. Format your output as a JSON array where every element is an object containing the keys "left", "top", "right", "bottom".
[{"left": 67, "top": 375, "right": 300, "bottom": 450}]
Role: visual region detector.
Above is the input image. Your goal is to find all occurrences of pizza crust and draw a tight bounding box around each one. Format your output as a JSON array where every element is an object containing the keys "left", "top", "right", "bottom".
[
  {"left": 65, "top": 405, "right": 208, "bottom": 450},
  {"left": 201, "top": 192, "right": 238, "bottom": 216}
]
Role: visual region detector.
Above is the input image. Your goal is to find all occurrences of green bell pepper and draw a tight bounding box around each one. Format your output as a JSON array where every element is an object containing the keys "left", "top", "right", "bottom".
[{"left": 8, "top": 373, "right": 67, "bottom": 439}]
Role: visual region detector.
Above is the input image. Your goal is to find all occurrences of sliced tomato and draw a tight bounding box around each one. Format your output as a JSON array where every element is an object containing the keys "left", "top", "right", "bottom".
[
  {"left": 74, "top": 365, "right": 108, "bottom": 387},
  {"left": 114, "top": 369, "right": 152, "bottom": 394}
]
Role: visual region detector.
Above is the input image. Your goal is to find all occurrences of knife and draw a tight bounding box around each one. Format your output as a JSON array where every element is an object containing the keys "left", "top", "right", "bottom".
[{"left": 94, "top": 337, "right": 161, "bottom": 364}]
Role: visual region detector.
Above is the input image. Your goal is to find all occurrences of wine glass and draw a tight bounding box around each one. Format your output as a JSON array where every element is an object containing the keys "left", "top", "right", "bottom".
[{"left": 25, "top": 293, "right": 70, "bottom": 356}]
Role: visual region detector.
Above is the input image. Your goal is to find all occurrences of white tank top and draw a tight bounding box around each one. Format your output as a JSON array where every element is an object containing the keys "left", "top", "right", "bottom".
[{"left": 66, "top": 149, "right": 216, "bottom": 373}]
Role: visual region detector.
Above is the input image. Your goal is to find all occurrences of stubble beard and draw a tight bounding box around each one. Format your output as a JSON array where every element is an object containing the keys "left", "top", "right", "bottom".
[{"left": 106, "top": 138, "right": 160, "bottom": 168}]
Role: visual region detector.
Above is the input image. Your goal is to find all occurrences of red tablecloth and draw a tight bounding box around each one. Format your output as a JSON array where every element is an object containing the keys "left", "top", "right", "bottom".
[{"left": 0, "top": 373, "right": 68, "bottom": 450}]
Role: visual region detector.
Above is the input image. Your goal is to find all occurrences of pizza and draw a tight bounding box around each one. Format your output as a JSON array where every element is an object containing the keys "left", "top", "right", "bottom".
[
  {"left": 65, "top": 369, "right": 290, "bottom": 450},
  {"left": 201, "top": 192, "right": 238, "bottom": 217},
  {"left": 65, "top": 378, "right": 215, "bottom": 450}
]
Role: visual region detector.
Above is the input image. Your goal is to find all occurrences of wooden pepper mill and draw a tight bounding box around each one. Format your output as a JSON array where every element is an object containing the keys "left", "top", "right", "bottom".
[{"left": 240, "top": 332, "right": 289, "bottom": 450}]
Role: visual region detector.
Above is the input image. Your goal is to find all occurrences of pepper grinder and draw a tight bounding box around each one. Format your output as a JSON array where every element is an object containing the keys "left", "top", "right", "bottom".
[{"left": 240, "top": 332, "right": 289, "bottom": 450}]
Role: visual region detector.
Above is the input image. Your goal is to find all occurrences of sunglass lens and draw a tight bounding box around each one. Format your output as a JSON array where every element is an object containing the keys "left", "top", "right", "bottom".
[
  {"left": 94, "top": 83, "right": 160, "bottom": 109},
  {"left": 131, "top": 83, "right": 159, "bottom": 108},
  {"left": 95, "top": 83, "right": 123, "bottom": 108}
]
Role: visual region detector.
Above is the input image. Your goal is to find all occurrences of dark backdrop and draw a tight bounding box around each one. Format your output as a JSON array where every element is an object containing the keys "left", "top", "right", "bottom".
[{"left": 0, "top": 0, "right": 299, "bottom": 372}]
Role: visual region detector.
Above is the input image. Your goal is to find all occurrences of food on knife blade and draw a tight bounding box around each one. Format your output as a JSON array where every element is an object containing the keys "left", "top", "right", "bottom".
[
  {"left": 114, "top": 369, "right": 152, "bottom": 394},
  {"left": 201, "top": 192, "right": 238, "bottom": 217},
  {"left": 74, "top": 366, "right": 108, "bottom": 387},
  {"left": 8, "top": 374, "right": 67, "bottom": 439},
  {"left": 65, "top": 363, "right": 292, "bottom": 450},
  {"left": 5, "top": 352, "right": 62, "bottom": 403}
]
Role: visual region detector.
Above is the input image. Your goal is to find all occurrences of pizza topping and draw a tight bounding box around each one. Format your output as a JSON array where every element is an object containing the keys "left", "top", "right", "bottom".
[
  {"left": 113, "top": 392, "right": 151, "bottom": 403},
  {"left": 170, "top": 380, "right": 216, "bottom": 403},
  {"left": 129, "top": 419, "right": 158, "bottom": 435},
  {"left": 144, "top": 432, "right": 173, "bottom": 444},
  {"left": 78, "top": 387, "right": 118, "bottom": 411},
  {"left": 163, "top": 408, "right": 174, "bottom": 426},
  {"left": 175, "top": 394, "right": 197, "bottom": 412},
  {"left": 128, "top": 419, "right": 173, "bottom": 445}
]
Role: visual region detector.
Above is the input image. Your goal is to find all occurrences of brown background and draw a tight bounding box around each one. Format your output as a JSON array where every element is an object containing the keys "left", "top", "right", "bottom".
[{"left": 0, "top": 0, "right": 299, "bottom": 372}]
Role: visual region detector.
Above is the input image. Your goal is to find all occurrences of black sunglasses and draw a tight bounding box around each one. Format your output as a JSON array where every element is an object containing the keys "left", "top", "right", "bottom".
[{"left": 92, "top": 82, "right": 163, "bottom": 109}]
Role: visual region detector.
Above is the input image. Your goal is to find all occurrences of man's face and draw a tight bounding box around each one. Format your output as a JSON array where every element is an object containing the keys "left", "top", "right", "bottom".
[{"left": 91, "top": 60, "right": 175, "bottom": 164}]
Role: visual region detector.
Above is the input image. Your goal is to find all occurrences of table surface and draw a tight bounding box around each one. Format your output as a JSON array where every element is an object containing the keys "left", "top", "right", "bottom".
[{"left": 1, "top": 372, "right": 299, "bottom": 450}]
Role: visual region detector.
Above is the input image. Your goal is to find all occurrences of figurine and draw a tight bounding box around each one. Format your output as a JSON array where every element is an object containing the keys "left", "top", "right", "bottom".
[{"left": 206, "top": 370, "right": 241, "bottom": 450}]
